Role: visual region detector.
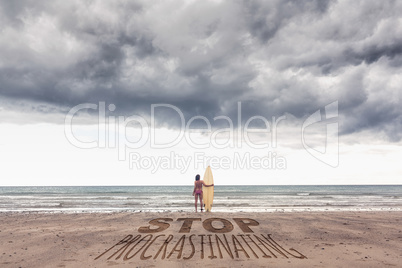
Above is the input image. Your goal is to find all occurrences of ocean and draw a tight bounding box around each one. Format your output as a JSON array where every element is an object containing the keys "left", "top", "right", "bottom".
[{"left": 0, "top": 185, "right": 401, "bottom": 213}]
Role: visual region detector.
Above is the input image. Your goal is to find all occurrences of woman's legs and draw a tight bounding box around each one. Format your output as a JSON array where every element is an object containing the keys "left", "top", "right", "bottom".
[
  {"left": 200, "top": 193, "right": 204, "bottom": 211},
  {"left": 194, "top": 194, "right": 199, "bottom": 212},
  {"left": 194, "top": 193, "right": 204, "bottom": 212}
]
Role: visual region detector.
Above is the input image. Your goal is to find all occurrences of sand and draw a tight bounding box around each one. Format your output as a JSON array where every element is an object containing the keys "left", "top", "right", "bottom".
[{"left": 0, "top": 211, "right": 401, "bottom": 267}]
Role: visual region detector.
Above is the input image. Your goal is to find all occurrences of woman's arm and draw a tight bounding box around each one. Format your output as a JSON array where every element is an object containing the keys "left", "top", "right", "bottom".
[
  {"left": 192, "top": 182, "right": 196, "bottom": 196},
  {"left": 202, "top": 181, "right": 214, "bottom": 187}
]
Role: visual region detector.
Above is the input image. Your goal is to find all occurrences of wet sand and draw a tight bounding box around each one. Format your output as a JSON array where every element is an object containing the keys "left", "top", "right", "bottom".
[{"left": 0, "top": 211, "right": 401, "bottom": 267}]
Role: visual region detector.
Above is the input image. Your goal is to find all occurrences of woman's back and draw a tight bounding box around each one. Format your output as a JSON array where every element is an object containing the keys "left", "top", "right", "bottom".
[{"left": 194, "top": 180, "right": 203, "bottom": 190}]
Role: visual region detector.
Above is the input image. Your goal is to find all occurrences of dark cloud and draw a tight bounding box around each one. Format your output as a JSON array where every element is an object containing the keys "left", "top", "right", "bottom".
[
  {"left": 0, "top": 0, "right": 401, "bottom": 140},
  {"left": 345, "top": 43, "right": 402, "bottom": 65},
  {"left": 242, "top": 0, "right": 332, "bottom": 43}
]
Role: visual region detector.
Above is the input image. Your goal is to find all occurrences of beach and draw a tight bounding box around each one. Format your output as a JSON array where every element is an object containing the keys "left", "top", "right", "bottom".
[
  {"left": 2, "top": 185, "right": 402, "bottom": 213},
  {"left": 2, "top": 1, "right": 402, "bottom": 267},
  {"left": 1, "top": 211, "right": 401, "bottom": 267}
]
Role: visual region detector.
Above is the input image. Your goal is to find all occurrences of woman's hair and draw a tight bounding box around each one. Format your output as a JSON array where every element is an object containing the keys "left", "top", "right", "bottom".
[{"left": 195, "top": 174, "right": 200, "bottom": 181}]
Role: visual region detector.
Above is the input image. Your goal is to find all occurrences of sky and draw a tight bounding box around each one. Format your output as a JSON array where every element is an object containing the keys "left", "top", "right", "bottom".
[{"left": 0, "top": 0, "right": 401, "bottom": 186}]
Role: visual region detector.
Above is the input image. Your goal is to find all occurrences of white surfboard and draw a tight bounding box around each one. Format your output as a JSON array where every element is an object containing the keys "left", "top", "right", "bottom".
[{"left": 203, "top": 166, "right": 214, "bottom": 212}]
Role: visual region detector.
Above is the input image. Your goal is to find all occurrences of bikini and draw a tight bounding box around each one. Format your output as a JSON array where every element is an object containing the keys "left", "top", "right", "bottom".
[{"left": 195, "top": 189, "right": 202, "bottom": 194}]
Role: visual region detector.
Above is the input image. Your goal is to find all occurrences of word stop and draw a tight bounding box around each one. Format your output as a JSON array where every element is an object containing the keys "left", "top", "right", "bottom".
[{"left": 138, "top": 218, "right": 260, "bottom": 233}]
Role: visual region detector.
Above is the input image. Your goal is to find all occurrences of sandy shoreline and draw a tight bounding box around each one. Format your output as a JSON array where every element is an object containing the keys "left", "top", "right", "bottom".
[{"left": 0, "top": 211, "right": 401, "bottom": 267}]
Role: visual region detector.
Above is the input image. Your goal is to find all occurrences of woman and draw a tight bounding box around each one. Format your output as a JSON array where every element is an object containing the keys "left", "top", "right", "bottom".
[{"left": 192, "top": 174, "right": 214, "bottom": 212}]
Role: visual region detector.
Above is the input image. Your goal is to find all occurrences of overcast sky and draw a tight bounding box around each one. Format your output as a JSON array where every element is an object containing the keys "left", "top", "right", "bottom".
[{"left": 1, "top": 0, "right": 401, "bottom": 186}]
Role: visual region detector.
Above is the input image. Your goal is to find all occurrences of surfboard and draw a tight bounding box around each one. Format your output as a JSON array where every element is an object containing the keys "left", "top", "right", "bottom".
[{"left": 203, "top": 166, "right": 214, "bottom": 212}]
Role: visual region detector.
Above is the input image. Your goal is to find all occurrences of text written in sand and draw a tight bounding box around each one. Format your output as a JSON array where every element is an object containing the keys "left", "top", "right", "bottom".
[{"left": 95, "top": 217, "right": 307, "bottom": 261}]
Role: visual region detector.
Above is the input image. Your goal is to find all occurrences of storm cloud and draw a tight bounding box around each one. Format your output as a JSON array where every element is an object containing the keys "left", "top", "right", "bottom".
[{"left": 0, "top": 0, "right": 401, "bottom": 140}]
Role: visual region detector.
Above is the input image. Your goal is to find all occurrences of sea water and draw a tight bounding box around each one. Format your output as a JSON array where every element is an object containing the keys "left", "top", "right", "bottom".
[{"left": 0, "top": 185, "right": 401, "bottom": 213}]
